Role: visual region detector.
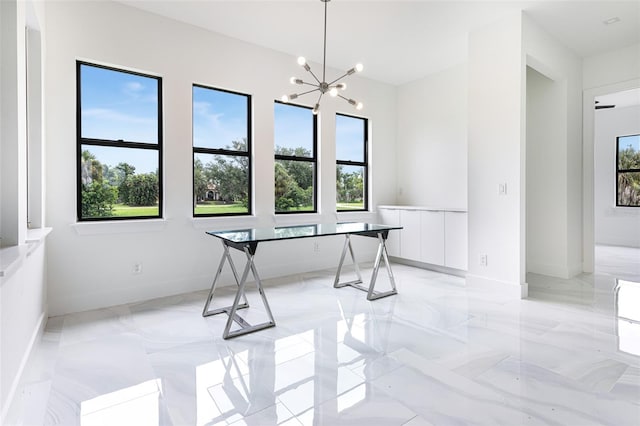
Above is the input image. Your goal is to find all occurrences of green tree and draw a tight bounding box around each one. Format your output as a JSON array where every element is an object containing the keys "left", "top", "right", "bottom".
[
  {"left": 618, "top": 144, "right": 640, "bottom": 206},
  {"left": 80, "top": 150, "right": 118, "bottom": 217},
  {"left": 193, "top": 157, "right": 208, "bottom": 207},
  {"left": 275, "top": 146, "right": 313, "bottom": 190},
  {"left": 336, "top": 166, "right": 364, "bottom": 204},
  {"left": 199, "top": 139, "right": 249, "bottom": 205},
  {"left": 122, "top": 173, "right": 158, "bottom": 206},
  {"left": 116, "top": 162, "right": 136, "bottom": 204}
]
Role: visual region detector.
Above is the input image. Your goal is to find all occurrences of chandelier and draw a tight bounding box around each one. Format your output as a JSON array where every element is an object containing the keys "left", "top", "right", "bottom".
[{"left": 281, "top": 0, "right": 363, "bottom": 115}]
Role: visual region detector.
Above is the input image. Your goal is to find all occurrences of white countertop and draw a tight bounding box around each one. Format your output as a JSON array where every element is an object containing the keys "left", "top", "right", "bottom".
[{"left": 377, "top": 205, "right": 467, "bottom": 212}]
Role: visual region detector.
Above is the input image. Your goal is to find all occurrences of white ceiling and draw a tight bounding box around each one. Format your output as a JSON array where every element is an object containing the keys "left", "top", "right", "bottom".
[{"left": 118, "top": 0, "right": 640, "bottom": 85}]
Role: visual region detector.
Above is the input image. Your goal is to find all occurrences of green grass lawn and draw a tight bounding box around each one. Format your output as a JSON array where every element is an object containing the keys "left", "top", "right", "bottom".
[
  {"left": 337, "top": 202, "right": 364, "bottom": 210},
  {"left": 276, "top": 205, "right": 314, "bottom": 213},
  {"left": 195, "top": 202, "right": 248, "bottom": 215},
  {"left": 112, "top": 204, "right": 159, "bottom": 217}
]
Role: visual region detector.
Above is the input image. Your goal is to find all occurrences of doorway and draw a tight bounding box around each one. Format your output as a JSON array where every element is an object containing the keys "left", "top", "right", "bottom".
[{"left": 583, "top": 82, "right": 640, "bottom": 273}]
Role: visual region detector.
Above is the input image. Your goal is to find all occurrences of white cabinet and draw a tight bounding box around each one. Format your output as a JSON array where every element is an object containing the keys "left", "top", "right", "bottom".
[
  {"left": 378, "top": 208, "right": 400, "bottom": 257},
  {"left": 445, "top": 211, "right": 468, "bottom": 270},
  {"left": 378, "top": 206, "right": 467, "bottom": 271},
  {"left": 420, "top": 210, "right": 445, "bottom": 265},
  {"left": 400, "top": 210, "right": 421, "bottom": 261}
]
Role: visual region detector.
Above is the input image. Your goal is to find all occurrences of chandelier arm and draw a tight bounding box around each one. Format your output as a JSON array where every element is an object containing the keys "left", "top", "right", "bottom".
[
  {"left": 327, "top": 72, "right": 350, "bottom": 86},
  {"left": 338, "top": 94, "right": 359, "bottom": 104},
  {"left": 294, "top": 87, "right": 322, "bottom": 98},
  {"left": 307, "top": 69, "right": 322, "bottom": 85}
]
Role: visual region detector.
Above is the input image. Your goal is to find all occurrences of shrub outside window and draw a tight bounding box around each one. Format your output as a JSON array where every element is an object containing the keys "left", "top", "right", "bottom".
[
  {"left": 193, "top": 85, "right": 251, "bottom": 216},
  {"left": 274, "top": 101, "right": 317, "bottom": 213},
  {"left": 336, "top": 113, "right": 368, "bottom": 211},
  {"left": 617, "top": 134, "right": 640, "bottom": 207},
  {"left": 77, "top": 61, "right": 162, "bottom": 221}
]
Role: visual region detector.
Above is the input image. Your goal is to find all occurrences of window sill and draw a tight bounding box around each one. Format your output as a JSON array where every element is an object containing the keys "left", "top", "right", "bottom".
[
  {"left": 71, "top": 219, "right": 168, "bottom": 236},
  {"left": 191, "top": 215, "right": 259, "bottom": 230},
  {"left": 1, "top": 227, "right": 52, "bottom": 282},
  {"left": 608, "top": 206, "right": 640, "bottom": 216}
]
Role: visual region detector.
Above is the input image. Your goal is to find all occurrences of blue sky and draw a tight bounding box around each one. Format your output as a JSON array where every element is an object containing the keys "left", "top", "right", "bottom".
[
  {"left": 274, "top": 102, "right": 314, "bottom": 153},
  {"left": 193, "top": 86, "right": 248, "bottom": 150},
  {"left": 336, "top": 114, "right": 365, "bottom": 162},
  {"left": 81, "top": 64, "right": 366, "bottom": 174},
  {"left": 81, "top": 64, "right": 159, "bottom": 173},
  {"left": 619, "top": 134, "right": 640, "bottom": 153}
]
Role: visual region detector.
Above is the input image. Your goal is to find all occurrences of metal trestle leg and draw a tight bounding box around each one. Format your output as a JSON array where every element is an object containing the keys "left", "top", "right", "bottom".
[
  {"left": 334, "top": 233, "right": 398, "bottom": 300},
  {"left": 202, "top": 241, "right": 276, "bottom": 339}
]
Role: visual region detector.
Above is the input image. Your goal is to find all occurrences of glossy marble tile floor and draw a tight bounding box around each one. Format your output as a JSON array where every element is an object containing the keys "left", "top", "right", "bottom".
[{"left": 9, "top": 246, "right": 640, "bottom": 425}]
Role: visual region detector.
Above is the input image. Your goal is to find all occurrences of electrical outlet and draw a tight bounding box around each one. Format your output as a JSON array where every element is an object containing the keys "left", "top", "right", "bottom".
[
  {"left": 132, "top": 263, "right": 143, "bottom": 274},
  {"left": 499, "top": 183, "right": 507, "bottom": 196},
  {"left": 479, "top": 254, "right": 488, "bottom": 266}
]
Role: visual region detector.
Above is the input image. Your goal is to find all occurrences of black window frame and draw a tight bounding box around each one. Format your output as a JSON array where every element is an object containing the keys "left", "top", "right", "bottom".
[
  {"left": 192, "top": 84, "right": 252, "bottom": 217},
  {"left": 616, "top": 133, "right": 640, "bottom": 207},
  {"left": 336, "top": 112, "right": 369, "bottom": 212},
  {"left": 76, "top": 61, "right": 163, "bottom": 222},
  {"left": 274, "top": 100, "right": 318, "bottom": 214}
]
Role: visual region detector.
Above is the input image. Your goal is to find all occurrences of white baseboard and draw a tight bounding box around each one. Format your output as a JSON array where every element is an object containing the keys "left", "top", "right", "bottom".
[
  {"left": 465, "top": 273, "right": 528, "bottom": 298},
  {"left": 1, "top": 311, "right": 47, "bottom": 424},
  {"left": 527, "top": 260, "right": 583, "bottom": 279},
  {"left": 388, "top": 257, "right": 467, "bottom": 278}
]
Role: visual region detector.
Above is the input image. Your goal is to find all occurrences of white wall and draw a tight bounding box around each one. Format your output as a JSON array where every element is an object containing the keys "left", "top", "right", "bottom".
[
  {"left": 582, "top": 43, "right": 640, "bottom": 271},
  {"left": 526, "top": 66, "right": 569, "bottom": 276},
  {"left": 523, "top": 13, "right": 583, "bottom": 279},
  {"left": 467, "top": 12, "right": 583, "bottom": 296},
  {"left": 0, "top": 0, "right": 27, "bottom": 247},
  {"left": 1, "top": 239, "right": 49, "bottom": 423},
  {"left": 43, "top": 0, "right": 397, "bottom": 316},
  {"left": 467, "top": 12, "right": 524, "bottom": 296},
  {"left": 594, "top": 105, "right": 640, "bottom": 247},
  {"left": 584, "top": 44, "right": 640, "bottom": 91},
  {"left": 0, "top": 0, "right": 48, "bottom": 420},
  {"left": 395, "top": 63, "right": 467, "bottom": 208}
]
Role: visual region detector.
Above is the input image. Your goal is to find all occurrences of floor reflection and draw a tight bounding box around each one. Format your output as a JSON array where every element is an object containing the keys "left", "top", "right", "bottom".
[
  {"left": 616, "top": 279, "right": 640, "bottom": 356},
  {"left": 80, "top": 379, "right": 163, "bottom": 426},
  {"left": 8, "top": 246, "right": 640, "bottom": 425}
]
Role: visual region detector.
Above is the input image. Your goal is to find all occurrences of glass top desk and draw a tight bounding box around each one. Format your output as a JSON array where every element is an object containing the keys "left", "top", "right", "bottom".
[{"left": 203, "top": 223, "right": 402, "bottom": 339}]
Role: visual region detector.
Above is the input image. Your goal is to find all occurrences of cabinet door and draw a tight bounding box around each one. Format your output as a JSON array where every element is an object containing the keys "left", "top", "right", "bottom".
[
  {"left": 420, "top": 210, "right": 445, "bottom": 265},
  {"left": 378, "top": 209, "right": 400, "bottom": 257},
  {"left": 400, "top": 210, "right": 421, "bottom": 261},
  {"left": 445, "top": 211, "right": 468, "bottom": 270}
]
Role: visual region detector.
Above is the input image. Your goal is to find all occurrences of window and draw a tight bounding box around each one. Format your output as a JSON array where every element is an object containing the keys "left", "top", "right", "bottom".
[
  {"left": 616, "top": 134, "right": 640, "bottom": 207},
  {"left": 336, "top": 113, "right": 368, "bottom": 211},
  {"left": 193, "top": 85, "right": 251, "bottom": 216},
  {"left": 274, "top": 101, "right": 317, "bottom": 213},
  {"left": 77, "top": 62, "right": 162, "bottom": 221}
]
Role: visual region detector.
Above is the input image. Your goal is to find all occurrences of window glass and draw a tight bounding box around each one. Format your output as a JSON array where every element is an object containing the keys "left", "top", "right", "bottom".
[
  {"left": 336, "top": 114, "right": 367, "bottom": 211},
  {"left": 80, "top": 64, "right": 158, "bottom": 143},
  {"left": 617, "top": 134, "right": 640, "bottom": 207},
  {"left": 336, "top": 114, "right": 365, "bottom": 163},
  {"left": 274, "top": 102, "right": 317, "bottom": 213},
  {"left": 193, "top": 85, "right": 251, "bottom": 216},
  {"left": 77, "top": 62, "right": 162, "bottom": 221},
  {"left": 193, "top": 86, "right": 248, "bottom": 151},
  {"left": 274, "top": 102, "right": 314, "bottom": 155}
]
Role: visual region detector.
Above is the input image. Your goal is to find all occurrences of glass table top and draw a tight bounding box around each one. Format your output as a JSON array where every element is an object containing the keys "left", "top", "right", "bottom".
[{"left": 206, "top": 223, "right": 402, "bottom": 244}]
